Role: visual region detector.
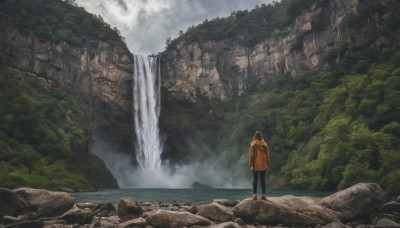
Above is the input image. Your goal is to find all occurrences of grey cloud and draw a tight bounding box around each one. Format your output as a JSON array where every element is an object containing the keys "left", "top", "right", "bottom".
[
  {"left": 117, "top": 0, "right": 128, "bottom": 11},
  {"left": 76, "top": 0, "right": 276, "bottom": 54}
]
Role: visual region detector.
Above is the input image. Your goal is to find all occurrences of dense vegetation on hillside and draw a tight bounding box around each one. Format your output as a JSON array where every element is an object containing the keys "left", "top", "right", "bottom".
[
  {"left": 166, "top": 0, "right": 325, "bottom": 49},
  {"left": 0, "top": 69, "right": 114, "bottom": 191},
  {"left": 161, "top": 0, "right": 400, "bottom": 194},
  {"left": 0, "top": 0, "right": 123, "bottom": 190},
  {"left": 0, "top": 0, "right": 123, "bottom": 47}
]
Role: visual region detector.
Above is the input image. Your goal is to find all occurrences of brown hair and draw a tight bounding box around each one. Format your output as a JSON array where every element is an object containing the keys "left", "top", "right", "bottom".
[{"left": 253, "top": 131, "right": 264, "bottom": 141}]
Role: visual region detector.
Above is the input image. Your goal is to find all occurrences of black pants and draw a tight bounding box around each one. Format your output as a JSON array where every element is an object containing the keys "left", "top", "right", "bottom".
[{"left": 253, "top": 170, "right": 266, "bottom": 194}]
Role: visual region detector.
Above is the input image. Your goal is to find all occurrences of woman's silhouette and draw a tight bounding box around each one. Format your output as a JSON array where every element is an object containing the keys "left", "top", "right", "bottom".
[{"left": 249, "top": 131, "right": 270, "bottom": 200}]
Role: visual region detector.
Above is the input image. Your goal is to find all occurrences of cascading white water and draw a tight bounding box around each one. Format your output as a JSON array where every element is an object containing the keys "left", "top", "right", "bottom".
[
  {"left": 132, "top": 54, "right": 163, "bottom": 169},
  {"left": 123, "top": 53, "right": 248, "bottom": 188},
  {"left": 92, "top": 54, "right": 248, "bottom": 188}
]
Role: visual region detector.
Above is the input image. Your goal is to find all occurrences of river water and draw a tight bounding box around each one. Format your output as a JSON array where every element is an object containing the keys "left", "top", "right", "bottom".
[{"left": 71, "top": 188, "right": 332, "bottom": 206}]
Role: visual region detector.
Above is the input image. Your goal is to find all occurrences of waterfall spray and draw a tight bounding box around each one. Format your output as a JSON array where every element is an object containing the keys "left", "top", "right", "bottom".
[
  {"left": 132, "top": 54, "right": 163, "bottom": 169},
  {"left": 91, "top": 54, "right": 248, "bottom": 188}
]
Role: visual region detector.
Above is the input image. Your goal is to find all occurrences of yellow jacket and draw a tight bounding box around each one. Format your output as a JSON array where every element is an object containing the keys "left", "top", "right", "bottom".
[{"left": 249, "top": 139, "right": 270, "bottom": 171}]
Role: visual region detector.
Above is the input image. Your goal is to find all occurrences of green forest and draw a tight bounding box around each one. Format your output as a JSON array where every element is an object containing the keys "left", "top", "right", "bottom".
[
  {"left": 0, "top": 0, "right": 123, "bottom": 47},
  {"left": 0, "top": 0, "right": 122, "bottom": 191},
  {"left": 0, "top": 69, "right": 111, "bottom": 191},
  {"left": 166, "top": 0, "right": 332, "bottom": 49},
  {"left": 161, "top": 0, "right": 400, "bottom": 194}
]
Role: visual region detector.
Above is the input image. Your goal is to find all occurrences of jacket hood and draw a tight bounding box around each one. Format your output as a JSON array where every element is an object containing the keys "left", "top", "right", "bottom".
[{"left": 251, "top": 139, "right": 267, "bottom": 146}]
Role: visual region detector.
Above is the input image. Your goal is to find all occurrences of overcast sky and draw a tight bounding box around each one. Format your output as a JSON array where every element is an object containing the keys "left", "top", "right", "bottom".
[{"left": 75, "top": 0, "right": 276, "bottom": 55}]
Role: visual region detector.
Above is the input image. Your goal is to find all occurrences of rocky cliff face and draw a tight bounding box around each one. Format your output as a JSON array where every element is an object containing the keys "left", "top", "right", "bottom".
[
  {"left": 0, "top": 23, "right": 135, "bottom": 186},
  {"left": 0, "top": 23, "right": 133, "bottom": 147},
  {"left": 161, "top": 0, "right": 368, "bottom": 102}
]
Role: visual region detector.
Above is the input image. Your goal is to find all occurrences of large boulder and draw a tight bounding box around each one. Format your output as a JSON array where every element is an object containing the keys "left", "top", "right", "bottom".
[
  {"left": 232, "top": 198, "right": 324, "bottom": 226},
  {"left": 117, "top": 198, "right": 143, "bottom": 221},
  {"left": 12, "top": 188, "right": 74, "bottom": 217},
  {"left": 93, "top": 202, "right": 116, "bottom": 217},
  {"left": 320, "top": 183, "right": 387, "bottom": 222},
  {"left": 267, "top": 195, "right": 342, "bottom": 223},
  {"left": 146, "top": 210, "right": 211, "bottom": 228},
  {"left": 56, "top": 205, "right": 93, "bottom": 225},
  {"left": 0, "top": 188, "right": 27, "bottom": 221},
  {"left": 197, "top": 202, "right": 234, "bottom": 223}
]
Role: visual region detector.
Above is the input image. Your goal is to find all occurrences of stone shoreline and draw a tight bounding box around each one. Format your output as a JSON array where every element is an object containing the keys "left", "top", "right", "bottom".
[{"left": 1, "top": 183, "right": 400, "bottom": 228}]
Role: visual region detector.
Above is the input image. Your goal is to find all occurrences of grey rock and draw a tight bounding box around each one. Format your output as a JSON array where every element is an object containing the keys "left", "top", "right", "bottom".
[
  {"left": 93, "top": 202, "right": 116, "bottom": 217},
  {"left": 2, "top": 215, "right": 20, "bottom": 225},
  {"left": 94, "top": 215, "right": 121, "bottom": 227},
  {"left": 76, "top": 202, "right": 96, "bottom": 210},
  {"left": 322, "top": 222, "right": 348, "bottom": 228},
  {"left": 211, "top": 222, "right": 241, "bottom": 228},
  {"left": 355, "top": 225, "right": 377, "bottom": 228},
  {"left": 380, "top": 201, "right": 400, "bottom": 213},
  {"left": 268, "top": 195, "right": 341, "bottom": 224},
  {"left": 56, "top": 205, "right": 93, "bottom": 225},
  {"left": 13, "top": 187, "right": 75, "bottom": 217},
  {"left": 116, "top": 217, "right": 147, "bottom": 228},
  {"left": 234, "top": 217, "right": 246, "bottom": 225},
  {"left": 232, "top": 198, "right": 324, "bottom": 226},
  {"left": 320, "top": 183, "right": 387, "bottom": 222},
  {"left": 197, "top": 202, "right": 234, "bottom": 223},
  {"left": 118, "top": 198, "right": 143, "bottom": 221},
  {"left": 146, "top": 210, "right": 211, "bottom": 228},
  {"left": 2, "top": 212, "right": 38, "bottom": 225},
  {"left": 0, "top": 188, "right": 27, "bottom": 220},
  {"left": 3, "top": 220, "right": 43, "bottom": 228},
  {"left": 181, "top": 205, "right": 197, "bottom": 214},
  {"left": 374, "top": 217, "right": 400, "bottom": 227},
  {"left": 42, "top": 220, "right": 68, "bottom": 226},
  {"left": 213, "top": 199, "right": 239, "bottom": 207}
]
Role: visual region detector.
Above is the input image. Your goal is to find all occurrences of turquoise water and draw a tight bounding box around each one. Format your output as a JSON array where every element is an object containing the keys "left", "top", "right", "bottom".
[{"left": 71, "top": 188, "right": 332, "bottom": 206}]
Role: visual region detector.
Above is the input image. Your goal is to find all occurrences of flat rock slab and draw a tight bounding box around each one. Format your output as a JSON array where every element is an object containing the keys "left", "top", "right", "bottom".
[
  {"left": 211, "top": 221, "right": 242, "bottom": 228},
  {"left": 232, "top": 198, "right": 324, "bottom": 226},
  {"left": 197, "top": 202, "right": 234, "bottom": 222},
  {"left": 146, "top": 210, "right": 211, "bottom": 228},
  {"left": 267, "top": 195, "right": 341, "bottom": 223},
  {"left": 116, "top": 217, "right": 147, "bottom": 228},
  {"left": 12, "top": 187, "right": 75, "bottom": 217}
]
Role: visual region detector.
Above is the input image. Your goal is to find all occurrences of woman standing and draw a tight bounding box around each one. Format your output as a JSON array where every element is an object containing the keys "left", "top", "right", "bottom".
[{"left": 249, "top": 131, "right": 270, "bottom": 200}]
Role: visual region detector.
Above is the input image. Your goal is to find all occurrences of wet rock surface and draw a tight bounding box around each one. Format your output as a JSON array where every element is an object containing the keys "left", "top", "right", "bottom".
[{"left": 1, "top": 183, "right": 399, "bottom": 228}]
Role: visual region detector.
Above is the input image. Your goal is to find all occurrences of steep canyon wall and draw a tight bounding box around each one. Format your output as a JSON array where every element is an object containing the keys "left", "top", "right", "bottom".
[{"left": 161, "top": 0, "right": 367, "bottom": 103}]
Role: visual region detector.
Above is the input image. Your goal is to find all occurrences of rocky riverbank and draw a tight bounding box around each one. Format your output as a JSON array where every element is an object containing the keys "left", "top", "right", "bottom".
[{"left": 1, "top": 183, "right": 400, "bottom": 228}]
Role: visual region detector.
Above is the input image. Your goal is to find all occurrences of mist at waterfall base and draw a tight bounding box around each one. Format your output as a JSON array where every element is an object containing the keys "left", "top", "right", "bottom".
[
  {"left": 92, "top": 139, "right": 250, "bottom": 188},
  {"left": 92, "top": 54, "right": 249, "bottom": 189}
]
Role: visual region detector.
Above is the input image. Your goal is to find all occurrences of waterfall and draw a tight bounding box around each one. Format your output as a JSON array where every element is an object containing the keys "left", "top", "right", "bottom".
[
  {"left": 92, "top": 53, "right": 247, "bottom": 188},
  {"left": 132, "top": 54, "right": 163, "bottom": 169}
]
